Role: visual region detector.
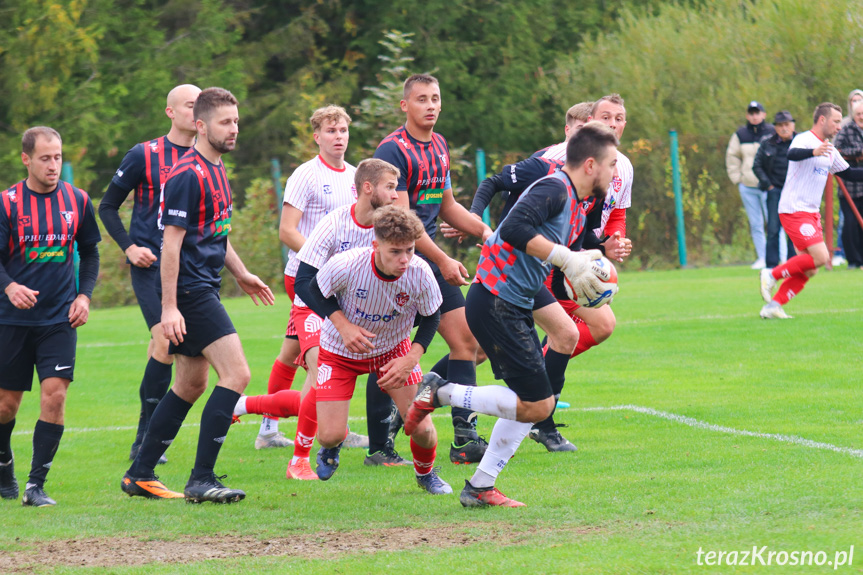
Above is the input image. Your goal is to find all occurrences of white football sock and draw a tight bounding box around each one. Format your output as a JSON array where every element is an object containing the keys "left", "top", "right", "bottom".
[
  {"left": 233, "top": 396, "right": 248, "bottom": 416},
  {"left": 471, "top": 418, "right": 533, "bottom": 488},
  {"left": 259, "top": 416, "right": 278, "bottom": 435},
  {"left": 438, "top": 384, "right": 518, "bottom": 421}
]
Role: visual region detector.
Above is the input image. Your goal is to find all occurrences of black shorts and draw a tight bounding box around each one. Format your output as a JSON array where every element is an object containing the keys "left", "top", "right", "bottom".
[
  {"left": 0, "top": 322, "right": 77, "bottom": 391},
  {"left": 427, "top": 259, "right": 466, "bottom": 316},
  {"left": 169, "top": 288, "right": 237, "bottom": 357},
  {"left": 130, "top": 264, "right": 162, "bottom": 330},
  {"left": 532, "top": 284, "right": 557, "bottom": 310},
  {"left": 464, "top": 283, "right": 552, "bottom": 403}
]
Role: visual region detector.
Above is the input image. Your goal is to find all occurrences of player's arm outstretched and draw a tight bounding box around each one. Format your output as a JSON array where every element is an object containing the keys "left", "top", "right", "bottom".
[{"left": 225, "top": 239, "right": 274, "bottom": 306}]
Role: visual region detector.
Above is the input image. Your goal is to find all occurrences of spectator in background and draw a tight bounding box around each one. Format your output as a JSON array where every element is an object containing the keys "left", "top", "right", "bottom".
[
  {"left": 753, "top": 110, "right": 797, "bottom": 268},
  {"left": 833, "top": 100, "right": 863, "bottom": 269},
  {"left": 726, "top": 101, "right": 775, "bottom": 270},
  {"left": 840, "top": 89, "right": 863, "bottom": 127}
]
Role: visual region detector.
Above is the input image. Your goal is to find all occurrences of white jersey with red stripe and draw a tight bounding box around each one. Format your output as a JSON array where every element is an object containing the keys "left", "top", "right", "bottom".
[
  {"left": 317, "top": 247, "right": 442, "bottom": 360},
  {"left": 779, "top": 130, "right": 849, "bottom": 214},
  {"left": 541, "top": 145, "right": 632, "bottom": 237},
  {"left": 293, "top": 204, "right": 375, "bottom": 307},
  {"left": 282, "top": 155, "right": 357, "bottom": 277}
]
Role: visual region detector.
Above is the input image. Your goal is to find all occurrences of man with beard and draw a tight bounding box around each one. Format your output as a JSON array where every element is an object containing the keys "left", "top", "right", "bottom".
[
  {"left": 404, "top": 122, "right": 618, "bottom": 507},
  {"left": 122, "top": 87, "right": 275, "bottom": 503}
]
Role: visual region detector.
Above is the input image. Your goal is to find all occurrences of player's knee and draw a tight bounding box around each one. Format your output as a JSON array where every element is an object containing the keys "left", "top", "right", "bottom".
[
  {"left": 277, "top": 340, "right": 300, "bottom": 365},
  {"left": 475, "top": 347, "right": 488, "bottom": 366},
  {"left": 806, "top": 268, "right": 818, "bottom": 278},
  {"left": 592, "top": 314, "right": 616, "bottom": 343},
  {"left": 517, "top": 396, "right": 555, "bottom": 423},
  {"left": 0, "top": 399, "right": 19, "bottom": 423},
  {"left": 151, "top": 338, "right": 173, "bottom": 364},
  {"left": 548, "top": 324, "right": 579, "bottom": 355},
  {"left": 317, "top": 427, "right": 343, "bottom": 448},
  {"left": 40, "top": 388, "right": 68, "bottom": 419}
]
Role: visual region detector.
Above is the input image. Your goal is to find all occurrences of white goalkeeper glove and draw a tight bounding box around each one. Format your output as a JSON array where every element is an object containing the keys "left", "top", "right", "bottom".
[{"left": 545, "top": 245, "right": 604, "bottom": 301}]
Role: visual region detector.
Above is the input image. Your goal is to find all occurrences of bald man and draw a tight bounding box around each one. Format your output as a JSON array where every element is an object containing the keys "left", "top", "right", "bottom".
[{"left": 99, "top": 84, "right": 201, "bottom": 463}]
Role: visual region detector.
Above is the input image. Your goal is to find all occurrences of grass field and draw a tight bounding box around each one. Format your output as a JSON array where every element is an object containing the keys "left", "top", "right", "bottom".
[{"left": 1, "top": 265, "right": 862, "bottom": 574}]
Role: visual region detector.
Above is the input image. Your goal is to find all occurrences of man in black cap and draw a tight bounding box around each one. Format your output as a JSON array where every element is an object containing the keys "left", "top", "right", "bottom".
[
  {"left": 726, "top": 101, "right": 776, "bottom": 269},
  {"left": 753, "top": 110, "right": 797, "bottom": 268}
]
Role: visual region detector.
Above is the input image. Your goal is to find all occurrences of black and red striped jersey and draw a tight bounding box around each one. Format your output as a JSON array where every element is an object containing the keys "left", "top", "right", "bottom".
[
  {"left": 159, "top": 148, "right": 232, "bottom": 291},
  {"left": 0, "top": 180, "right": 101, "bottom": 325},
  {"left": 373, "top": 126, "right": 451, "bottom": 240},
  {"left": 111, "top": 136, "right": 190, "bottom": 260}
]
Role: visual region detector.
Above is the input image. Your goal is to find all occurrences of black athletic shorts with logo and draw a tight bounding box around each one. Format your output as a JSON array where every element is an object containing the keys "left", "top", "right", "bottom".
[
  {"left": 130, "top": 264, "right": 162, "bottom": 330},
  {"left": 168, "top": 288, "right": 236, "bottom": 357},
  {"left": 464, "top": 282, "right": 553, "bottom": 403},
  {"left": 0, "top": 322, "right": 77, "bottom": 391}
]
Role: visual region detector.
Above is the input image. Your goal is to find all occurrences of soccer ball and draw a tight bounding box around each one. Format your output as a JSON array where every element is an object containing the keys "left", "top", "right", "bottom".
[{"left": 563, "top": 256, "right": 619, "bottom": 308}]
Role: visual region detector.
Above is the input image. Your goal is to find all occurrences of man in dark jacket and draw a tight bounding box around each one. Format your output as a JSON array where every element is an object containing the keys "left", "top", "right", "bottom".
[
  {"left": 833, "top": 101, "right": 863, "bottom": 268},
  {"left": 753, "top": 110, "right": 796, "bottom": 268}
]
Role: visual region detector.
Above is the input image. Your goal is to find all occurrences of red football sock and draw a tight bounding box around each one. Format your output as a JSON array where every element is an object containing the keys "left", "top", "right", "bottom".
[
  {"left": 293, "top": 386, "right": 318, "bottom": 458},
  {"left": 245, "top": 390, "right": 301, "bottom": 419},
  {"left": 411, "top": 437, "right": 436, "bottom": 475},
  {"left": 773, "top": 273, "right": 810, "bottom": 305},
  {"left": 772, "top": 253, "right": 815, "bottom": 280},
  {"left": 264, "top": 360, "right": 297, "bottom": 422},
  {"left": 570, "top": 321, "right": 598, "bottom": 358}
]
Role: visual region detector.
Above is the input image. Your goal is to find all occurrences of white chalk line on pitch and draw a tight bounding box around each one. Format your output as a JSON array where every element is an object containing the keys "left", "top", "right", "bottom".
[
  {"left": 622, "top": 307, "right": 863, "bottom": 325},
  {"left": 11, "top": 406, "right": 863, "bottom": 459},
  {"left": 575, "top": 405, "right": 863, "bottom": 459}
]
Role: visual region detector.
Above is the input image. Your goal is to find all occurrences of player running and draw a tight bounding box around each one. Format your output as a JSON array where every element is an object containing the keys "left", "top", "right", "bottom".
[
  {"left": 405, "top": 122, "right": 618, "bottom": 507},
  {"left": 374, "top": 74, "right": 493, "bottom": 465},
  {"left": 233, "top": 159, "right": 405, "bottom": 479},
  {"left": 301, "top": 205, "right": 450, "bottom": 494},
  {"left": 760, "top": 102, "right": 863, "bottom": 318},
  {"left": 0, "top": 127, "right": 102, "bottom": 506},
  {"left": 99, "top": 84, "right": 201, "bottom": 465}
]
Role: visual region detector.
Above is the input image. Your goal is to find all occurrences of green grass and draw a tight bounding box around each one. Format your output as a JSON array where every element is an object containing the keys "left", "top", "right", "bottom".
[{"left": 3, "top": 265, "right": 862, "bottom": 573}]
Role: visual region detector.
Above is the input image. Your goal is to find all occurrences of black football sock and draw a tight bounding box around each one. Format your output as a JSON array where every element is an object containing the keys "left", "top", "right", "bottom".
[
  {"left": 448, "top": 359, "right": 477, "bottom": 431},
  {"left": 430, "top": 354, "right": 450, "bottom": 378},
  {"left": 191, "top": 386, "right": 240, "bottom": 480},
  {"left": 28, "top": 420, "right": 63, "bottom": 488},
  {"left": 0, "top": 418, "right": 15, "bottom": 464},
  {"left": 365, "top": 373, "right": 394, "bottom": 453},
  {"left": 534, "top": 348, "right": 570, "bottom": 433},
  {"left": 129, "top": 389, "right": 192, "bottom": 477},
  {"left": 140, "top": 357, "right": 173, "bottom": 432}
]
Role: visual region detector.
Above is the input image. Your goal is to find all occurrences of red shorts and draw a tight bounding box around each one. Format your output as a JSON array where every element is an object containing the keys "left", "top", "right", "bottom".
[
  {"left": 780, "top": 212, "right": 823, "bottom": 251},
  {"left": 316, "top": 340, "right": 423, "bottom": 402},
  {"left": 291, "top": 305, "right": 322, "bottom": 368},
  {"left": 284, "top": 275, "right": 297, "bottom": 337}
]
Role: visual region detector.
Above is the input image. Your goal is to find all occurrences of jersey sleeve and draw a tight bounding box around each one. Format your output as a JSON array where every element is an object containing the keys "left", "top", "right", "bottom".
[
  {"left": 282, "top": 163, "right": 315, "bottom": 211},
  {"left": 830, "top": 149, "right": 851, "bottom": 174},
  {"left": 160, "top": 169, "right": 200, "bottom": 230},
  {"left": 413, "top": 264, "right": 443, "bottom": 316},
  {"left": 498, "top": 178, "right": 569, "bottom": 251},
  {"left": 374, "top": 140, "right": 409, "bottom": 191},
  {"left": 316, "top": 252, "right": 350, "bottom": 299},
  {"left": 297, "top": 210, "right": 337, "bottom": 268},
  {"left": 77, "top": 193, "right": 103, "bottom": 247},
  {"left": 616, "top": 154, "right": 634, "bottom": 210},
  {"left": 111, "top": 144, "right": 146, "bottom": 192}
]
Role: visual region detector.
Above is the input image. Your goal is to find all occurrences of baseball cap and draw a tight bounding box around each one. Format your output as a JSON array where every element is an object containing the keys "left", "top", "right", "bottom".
[
  {"left": 747, "top": 101, "right": 765, "bottom": 113},
  {"left": 773, "top": 110, "right": 794, "bottom": 124}
]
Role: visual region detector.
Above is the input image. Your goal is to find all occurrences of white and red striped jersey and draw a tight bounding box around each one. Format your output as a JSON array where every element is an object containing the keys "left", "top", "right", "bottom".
[
  {"left": 541, "top": 146, "right": 633, "bottom": 237},
  {"left": 779, "top": 131, "right": 849, "bottom": 214},
  {"left": 293, "top": 204, "right": 375, "bottom": 307},
  {"left": 282, "top": 155, "right": 357, "bottom": 277},
  {"left": 317, "top": 247, "right": 442, "bottom": 360}
]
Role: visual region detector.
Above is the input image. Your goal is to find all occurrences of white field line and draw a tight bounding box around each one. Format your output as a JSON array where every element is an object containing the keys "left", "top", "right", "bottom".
[
  {"left": 622, "top": 307, "right": 863, "bottom": 325},
  {"left": 12, "top": 405, "right": 863, "bottom": 459},
  {"left": 576, "top": 405, "right": 863, "bottom": 459}
]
